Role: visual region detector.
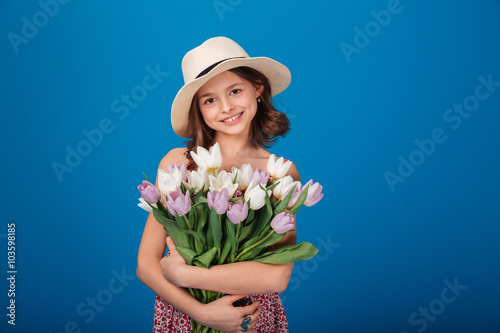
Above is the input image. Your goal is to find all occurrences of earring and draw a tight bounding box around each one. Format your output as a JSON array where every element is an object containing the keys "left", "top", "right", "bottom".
[{"left": 257, "top": 97, "right": 261, "bottom": 103}]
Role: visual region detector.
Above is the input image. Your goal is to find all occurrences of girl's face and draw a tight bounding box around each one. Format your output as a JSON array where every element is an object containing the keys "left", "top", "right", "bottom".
[{"left": 196, "top": 70, "right": 262, "bottom": 137}]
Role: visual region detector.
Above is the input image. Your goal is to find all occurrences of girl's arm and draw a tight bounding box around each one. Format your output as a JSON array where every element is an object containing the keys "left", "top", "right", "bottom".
[
  {"left": 137, "top": 149, "right": 261, "bottom": 332},
  {"left": 160, "top": 162, "right": 301, "bottom": 295},
  {"left": 162, "top": 232, "right": 296, "bottom": 294}
]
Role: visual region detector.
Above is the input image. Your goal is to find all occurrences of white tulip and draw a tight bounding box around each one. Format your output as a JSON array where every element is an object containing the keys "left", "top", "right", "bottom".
[
  {"left": 272, "top": 175, "right": 300, "bottom": 200},
  {"left": 231, "top": 163, "right": 254, "bottom": 190},
  {"left": 208, "top": 170, "right": 238, "bottom": 198},
  {"left": 158, "top": 167, "right": 182, "bottom": 196},
  {"left": 183, "top": 168, "right": 209, "bottom": 193},
  {"left": 191, "top": 142, "right": 223, "bottom": 172},
  {"left": 267, "top": 154, "right": 293, "bottom": 180},
  {"left": 244, "top": 180, "right": 271, "bottom": 210},
  {"left": 138, "top": 197, "right": 156, "bottom": 213}
]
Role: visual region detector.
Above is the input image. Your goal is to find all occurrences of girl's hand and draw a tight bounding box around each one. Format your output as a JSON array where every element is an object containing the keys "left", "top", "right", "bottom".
[
  {"left": 197, "top": 294, "right": 261, "bottom": 333},
  {"left": 160, "top": 237, "right": 189, "bottom": 287}
]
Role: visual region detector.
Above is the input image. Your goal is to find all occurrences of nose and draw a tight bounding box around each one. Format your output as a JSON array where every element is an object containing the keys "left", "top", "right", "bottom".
[{"left": 220, "top": 97, "right": 233, "bottom": 113}]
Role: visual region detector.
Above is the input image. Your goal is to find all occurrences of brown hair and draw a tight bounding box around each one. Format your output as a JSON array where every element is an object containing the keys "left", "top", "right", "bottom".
[{"left": 184, "top": 66, "right": 290, "bottom": 170}]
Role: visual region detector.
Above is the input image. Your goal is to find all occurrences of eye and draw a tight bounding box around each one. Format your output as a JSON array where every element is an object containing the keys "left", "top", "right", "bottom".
[
  {"left": 230, "top": 89, "right": 241, "bottom": 95},
  {"left": 204, "top": 98, "right": 216, "bottom": 105}
]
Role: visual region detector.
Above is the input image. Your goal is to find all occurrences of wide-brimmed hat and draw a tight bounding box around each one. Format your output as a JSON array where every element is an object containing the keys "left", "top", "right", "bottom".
[{"left": 171, "top": 36, "right": 291, "bottom": 138}]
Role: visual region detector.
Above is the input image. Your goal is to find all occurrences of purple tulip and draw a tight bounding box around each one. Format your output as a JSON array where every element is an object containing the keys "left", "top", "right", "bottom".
[
  {"left": 226, "top": 200, "right": 249, "bottom": 224},
  {"left": 138, "top": 180, "right": 161, "bottom": 204},
  {"left": 304, "top": 180, "right": 324, "bottom": 207},
  {"left": 168, "top": 163, "right": 187, "bottom": 182},
  {"left": 251, "top": 169, "right": 270, "bottom": 186},
  {"left": 284, "top": 183, "right": 304, "bottom": 209},
  {"left": 207, "top": 187, "right": 229, "bottom": 214},
  {"left": 271, "top": 212, "right": 295, "bottom": 234},
  {"left": 166, "top": 188, "right": 191, "bottom": 216}
]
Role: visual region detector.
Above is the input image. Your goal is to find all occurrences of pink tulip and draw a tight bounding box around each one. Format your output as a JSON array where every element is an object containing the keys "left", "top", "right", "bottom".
[
  {"left": 251, "top": 169, "right": 270, "bottom": 186},
  {"left": 226, "top": 200, "right": 249, "bottom": 224},
  {"left": 207, "top": 187, "right": 229, "bottom": 214},
  {"left": 166, "top": 188, "right": 191, "bottom": 216},
  {"left": 284, "top": 183, "right": 304, "bottom": 209},
  {"left": 271, "top": 212, "right": 295, "bottom": 234},
  {"left": 138, "top": 180, "right": 161, "bottom": 204},
  {"left": 304, "top": 180, "right": 323, "bottom": 207},
  {"left": 168, "top": 163, "right": 187, "bottom": 182}
]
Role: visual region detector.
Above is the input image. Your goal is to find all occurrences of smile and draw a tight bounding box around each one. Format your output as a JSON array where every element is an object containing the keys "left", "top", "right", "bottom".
[{"left": 221, "top": 112, "right": 243, "bottom": 123}]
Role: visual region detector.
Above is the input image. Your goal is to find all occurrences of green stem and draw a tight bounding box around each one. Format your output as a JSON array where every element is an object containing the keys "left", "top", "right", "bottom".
[
  {"left": 235, "top": 230, "right": 274, "bottom": 261},
  {"left": 183, "top": 214, "right": 192, "bottom": 230}
]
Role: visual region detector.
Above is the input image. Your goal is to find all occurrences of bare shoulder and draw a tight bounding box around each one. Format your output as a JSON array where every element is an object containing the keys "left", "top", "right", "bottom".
[
  {"left": 158, "top": 147, "right": 189, "bottom": 170},
  {"left": 287, "top": 162, "right": 301, "bottom": 182}
]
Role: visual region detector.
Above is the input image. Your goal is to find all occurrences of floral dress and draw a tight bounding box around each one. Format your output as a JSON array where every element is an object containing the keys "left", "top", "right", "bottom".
[{"left": 153, "top": 293, "right": 288, "bottom": 333}]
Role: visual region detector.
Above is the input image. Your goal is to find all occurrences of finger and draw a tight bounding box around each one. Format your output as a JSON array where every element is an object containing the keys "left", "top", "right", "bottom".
[
  {"left": 239, "top": 315, "right": 256, "bottom": 333},
  {"left": 221, "top": 294, "right": 248, "bottom": 304},
  {"left": 249, "top": 305, "right": 261, "bottom": 328},
  {"left": 165, "top": 236, "right": 177, "bottom": 252},
  {"left": 240, "top": 299, "right": 260, "bottom": 314}
]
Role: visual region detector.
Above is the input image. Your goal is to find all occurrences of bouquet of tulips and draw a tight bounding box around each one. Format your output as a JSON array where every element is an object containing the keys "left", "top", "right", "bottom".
[{"left": 137, "top": 143, "right": 323, "bottom": 333}]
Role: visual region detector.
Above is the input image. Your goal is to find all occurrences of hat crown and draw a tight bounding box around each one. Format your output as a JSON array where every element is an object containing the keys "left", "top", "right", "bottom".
[{"left": 181, "top": 37, "right": 250, "bottom": 84}]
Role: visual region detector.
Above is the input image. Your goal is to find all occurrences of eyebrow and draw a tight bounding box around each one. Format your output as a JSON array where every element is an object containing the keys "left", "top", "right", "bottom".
[{"left": 198, "top": 82, "right": 244, "bottom": 99}]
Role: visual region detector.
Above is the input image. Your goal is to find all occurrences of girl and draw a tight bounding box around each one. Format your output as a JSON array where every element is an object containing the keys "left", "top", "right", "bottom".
[{"left": 137, "top": 36, "right": 299, "bottom": 333}]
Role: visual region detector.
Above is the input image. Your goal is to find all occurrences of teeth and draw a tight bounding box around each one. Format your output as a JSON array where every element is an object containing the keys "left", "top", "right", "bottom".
[{"left": 223, "top": 113, "right": 241, "bottom": 122}]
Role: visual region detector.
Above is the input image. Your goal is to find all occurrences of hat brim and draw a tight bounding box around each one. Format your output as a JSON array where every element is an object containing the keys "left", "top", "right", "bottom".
[{"left": 171, "top": 57, "right": 291, "bottom": 138}]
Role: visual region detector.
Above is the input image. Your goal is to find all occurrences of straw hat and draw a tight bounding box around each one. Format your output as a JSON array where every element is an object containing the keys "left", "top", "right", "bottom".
[{"left": 171, "top": 36, "right": 291, "bottom": 138}]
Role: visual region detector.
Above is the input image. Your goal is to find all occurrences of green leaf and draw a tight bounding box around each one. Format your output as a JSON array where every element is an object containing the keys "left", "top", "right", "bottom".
[
  {"left": 225, "top": 218, "right": 236, "bottom": 245},
  {"left": 175, "top": 213, "right": 188, "bottom": 230},
  {"left": 217, "top": 238, "right": 232, "bottom": 264},
  {"left": 176, "top": 247, "right": 197, "bottom": 265},
  {"left": 237, "top": 224, "right": 254, "bottom": 244},
  {"left": 266, "top": 182, "right": 279, "bottom": 191},
  {"left": 232, "top": 171, "right": 238, "bottom": 184},
  {"left": 273, "top": 183, "right": 297, "bottom": 215},
  {"left": 193, "top": 247, "right": 218, "bottom": 268},
  {"left": 188, "top": 207, "right": 197, "bottom": 231},
  {"left": 245, "top": 208, "right": 255, "bottom": 223},
  {"left": 288, "top": 184, "right": 309, "bottom": 215},
  {"left": 252, "top": 242, "right": 320, "bottom": 264},
  {"left": 194, "top": 200, "right": 208, "bottom": 232},
  {"left": 184, "top": 229, "right": 207, "bottom": 255},
  {"left": 142, "top": 172, "right": 149, "bottom": 182},
  {"left": 209, "top": 207, "right": 222, "bottom": 255},
  {"left": 194, "top": 186, "right": 206, "bottom": 203},
  {"left": 153, "top": 209, "right": 189, "bottom": 249}
]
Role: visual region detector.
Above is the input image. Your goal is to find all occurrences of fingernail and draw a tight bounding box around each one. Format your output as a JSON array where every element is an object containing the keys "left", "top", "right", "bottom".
[{"left": 167, "top": 236, "right": 172, "bottom": 241}]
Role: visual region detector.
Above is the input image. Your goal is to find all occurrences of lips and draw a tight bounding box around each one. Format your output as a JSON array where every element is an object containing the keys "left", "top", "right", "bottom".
[{"left": 220, "top": 112, "right": 243, "bottom": 123}]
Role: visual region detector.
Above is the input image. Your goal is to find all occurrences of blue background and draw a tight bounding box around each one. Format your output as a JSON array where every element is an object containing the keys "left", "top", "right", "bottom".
[{"left": 1, "top": 0, "right": 499, "bottom": 332}]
